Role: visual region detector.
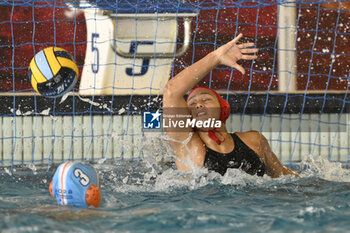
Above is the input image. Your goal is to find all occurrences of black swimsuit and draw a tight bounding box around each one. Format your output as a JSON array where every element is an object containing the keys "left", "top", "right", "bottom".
[{"left": 204, "top": 133, "right": 266, "bottom": 176}]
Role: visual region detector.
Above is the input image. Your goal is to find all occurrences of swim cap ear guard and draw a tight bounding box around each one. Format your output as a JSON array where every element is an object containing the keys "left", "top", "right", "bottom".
[{"left": 49, "top": 162, "right": 101, "bottom": 208}]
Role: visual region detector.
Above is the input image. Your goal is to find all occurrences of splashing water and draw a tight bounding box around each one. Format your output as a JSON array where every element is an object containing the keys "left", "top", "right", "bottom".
[
  {"left": 0, "top": 152, "right": 350, "bottom": 233},
  {"left": 299, "top": 155, "right": 350, "bottom": 182}
]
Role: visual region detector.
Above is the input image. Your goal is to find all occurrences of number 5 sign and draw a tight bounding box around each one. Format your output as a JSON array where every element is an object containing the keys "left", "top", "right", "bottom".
[{"left": 79, "top": 9, "right": 196, "bottom": 95}]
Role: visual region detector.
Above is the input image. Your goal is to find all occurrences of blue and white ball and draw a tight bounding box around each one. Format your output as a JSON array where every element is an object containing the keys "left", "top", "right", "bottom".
[{"left": 28, "top": 47, "right": 78, "bottom": 98}]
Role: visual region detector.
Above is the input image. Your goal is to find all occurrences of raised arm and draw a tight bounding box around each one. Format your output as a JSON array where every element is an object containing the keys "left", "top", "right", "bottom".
[
  {"left": 163, "top": 33, "right": 257, "bottom": 101},
  {"left": 162, "top": 34, "right": 258, "bottom": 170}
]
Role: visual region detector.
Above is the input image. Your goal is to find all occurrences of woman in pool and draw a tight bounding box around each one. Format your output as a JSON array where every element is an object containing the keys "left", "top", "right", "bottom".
[{"left": 163, "top": 33, "right": 299, "bottom": 178}]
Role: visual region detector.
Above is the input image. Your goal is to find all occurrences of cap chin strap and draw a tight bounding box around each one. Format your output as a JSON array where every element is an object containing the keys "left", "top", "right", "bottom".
[{"left": 208, "top": 128, "right": 225, "bottom": 145}]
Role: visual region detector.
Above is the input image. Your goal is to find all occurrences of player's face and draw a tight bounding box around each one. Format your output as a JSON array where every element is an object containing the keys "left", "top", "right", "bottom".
[{"left": 187, "top": 89, "right": 221, "bottom": 122}]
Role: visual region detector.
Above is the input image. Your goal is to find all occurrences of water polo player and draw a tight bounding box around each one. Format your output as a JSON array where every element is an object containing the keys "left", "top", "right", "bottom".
[
  {"left": 50, "top": 162, "right": 101, "bottom": 207},
  {"left": 163, "top": 33, "right": 299, "bottom": 178}
]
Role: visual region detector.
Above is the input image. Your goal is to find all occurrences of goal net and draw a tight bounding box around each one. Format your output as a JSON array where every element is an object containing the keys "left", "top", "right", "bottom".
[{"left": 0, "top": 0, "right": 350, "bottom": 169}]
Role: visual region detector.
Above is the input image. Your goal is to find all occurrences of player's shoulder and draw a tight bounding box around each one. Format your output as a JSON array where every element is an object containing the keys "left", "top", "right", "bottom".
[
  {"left": 234, "top": 130, "right": 262, "bottom": 151},
  {"left": 235, "top": 130, "right": 262, "bottom": 141}
]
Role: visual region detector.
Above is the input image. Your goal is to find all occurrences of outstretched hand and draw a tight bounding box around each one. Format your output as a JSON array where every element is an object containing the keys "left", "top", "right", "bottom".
[{"left": 214, "top": 33, "right": 258, "bottom": 74}]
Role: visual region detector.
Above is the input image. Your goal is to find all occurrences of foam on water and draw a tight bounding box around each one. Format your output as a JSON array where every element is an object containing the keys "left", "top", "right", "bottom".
[
  {"left": 93, "top": 152, "right": 350, "bottom": 197},
  {"left": 299, "top": 155, "right": 350, "bottom": 182},
  {"left": 1, "top": 149, "right": 350, "bottom": 232},
  {"left": 94, "top": 134, "right": 350, "bottom": 195}
]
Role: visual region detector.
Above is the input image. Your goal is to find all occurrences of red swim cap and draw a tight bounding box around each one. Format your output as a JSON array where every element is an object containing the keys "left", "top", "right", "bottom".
[{"left": 186, "top": 87, "right": 230, "bottom": 124}]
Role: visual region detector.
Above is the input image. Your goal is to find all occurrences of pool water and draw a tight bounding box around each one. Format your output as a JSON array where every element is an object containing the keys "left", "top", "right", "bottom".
[{"left": 1, "top": 156, "right": 350, "bottom": 233}]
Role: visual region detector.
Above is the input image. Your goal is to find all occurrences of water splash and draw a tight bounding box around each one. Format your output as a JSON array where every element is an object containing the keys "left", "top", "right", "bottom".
[
  {"left": 59, "top": 92, "right": 70, "bottom": 104},
  {"left": 299, "top": 155, "right": 350, "bottom": 182},
  {"left": 26, "top": 163, "right": 37, "bottom": 175},
  {"left": 2, "top": 151, "right": 349, "bottom": 196},
  {"left": 96, "top": 153, "right": 350, "bottom": 195},
  {"left": 40, "top": 108, "right": 51, "bottom": 115}
]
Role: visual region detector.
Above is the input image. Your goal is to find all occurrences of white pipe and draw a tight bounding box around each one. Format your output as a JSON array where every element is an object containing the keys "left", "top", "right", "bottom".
[{"left": 278, "top": 2, "right": 297, "bottom": 92}]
